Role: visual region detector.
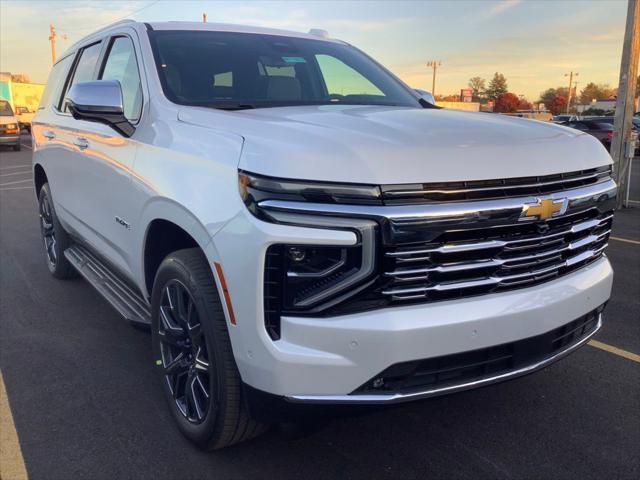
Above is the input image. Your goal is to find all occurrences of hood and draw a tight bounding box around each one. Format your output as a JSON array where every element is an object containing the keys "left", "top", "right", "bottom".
[{"left": 178, "top": 105, "right": 612, "bottom": 184}]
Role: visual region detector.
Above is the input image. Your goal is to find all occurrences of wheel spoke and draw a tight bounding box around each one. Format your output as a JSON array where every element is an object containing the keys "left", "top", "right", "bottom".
[
  {"left": 164, "top": 352, "right": 187, "bottom": 375},
  {"left": 187, "top": 372, "right": 204, "bottom": 421},
  {"left": 195, "top": 373, "right": 209, "bottom": 399},
  {"left": 159, "top": 305, "right": 182, "bottom": 334},
  {"left": 194, "top": 346, "right": 209, "bottom": 372}
]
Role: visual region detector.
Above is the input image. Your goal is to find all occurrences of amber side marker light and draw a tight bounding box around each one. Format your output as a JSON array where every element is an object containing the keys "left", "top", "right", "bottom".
[{"left": 214, "top": 262, "right": 237, "bottom": 325}]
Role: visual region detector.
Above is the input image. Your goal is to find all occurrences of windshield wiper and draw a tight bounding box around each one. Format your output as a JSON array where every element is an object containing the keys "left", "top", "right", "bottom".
[{"left": 209, "top": 104, "right": 256, "bottom": 111}]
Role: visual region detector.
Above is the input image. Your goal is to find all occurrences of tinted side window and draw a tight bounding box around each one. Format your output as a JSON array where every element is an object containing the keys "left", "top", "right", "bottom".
[
  {"left": 39, "top": 54, "right": 74, "bottom": 110},
  {"left": 63, "top": 42, "right": 102, "bottom": 112},
  {"left": 100, "top": 37, "right": 143, "bottom": 122}
]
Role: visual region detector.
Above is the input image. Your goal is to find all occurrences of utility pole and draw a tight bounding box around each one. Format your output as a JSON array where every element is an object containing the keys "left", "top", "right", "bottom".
[
  {"left": 202, "top": 12, "right": 207, "bottom": 22},
  {"left": 426, "top": 60, "right": 442, "bottom": 97},
  {"left": 564, "top": 71, "right": 578, "bottom": 113},
  {"left": 49, "top": 24, "right": 57, "bottom": 64},
  {"left": 612, "top": 0, "right": 640, "bottom": 209}
]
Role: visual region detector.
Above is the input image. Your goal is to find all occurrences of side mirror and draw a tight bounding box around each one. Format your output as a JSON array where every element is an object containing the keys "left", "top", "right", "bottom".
[
  {"left": 65, "top": 80, "right": 134, "bottom": 137},
  {"left": 414, "top": 88, "right": 436, "bottom": 106}
]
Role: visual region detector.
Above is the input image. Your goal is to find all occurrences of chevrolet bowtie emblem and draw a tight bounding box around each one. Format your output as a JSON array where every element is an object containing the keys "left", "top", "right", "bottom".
[{"left": 521, "top": 198, "right": 567, "bottom": 221}]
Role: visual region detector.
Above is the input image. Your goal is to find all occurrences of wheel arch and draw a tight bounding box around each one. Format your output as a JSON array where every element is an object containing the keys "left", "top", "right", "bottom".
[
  {"left": 140, "top": 199, "right": 216, "bottom": 297},
  {"left": 33, "top": 163, "right": 48, "bottom": 198}
]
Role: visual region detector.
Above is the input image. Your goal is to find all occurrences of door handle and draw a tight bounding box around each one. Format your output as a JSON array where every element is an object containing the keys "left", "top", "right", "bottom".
[
  {"left": 43, "top": 131, "right": 55, "bottom": 140},
  {"left": 74, "top": 137, "right": 89, "bottom": 150}
]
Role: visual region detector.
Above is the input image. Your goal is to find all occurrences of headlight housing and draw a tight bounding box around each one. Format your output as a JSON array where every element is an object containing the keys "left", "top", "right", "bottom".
[{"left": 239, "top": 171, "right": 380, "bottom": 340}]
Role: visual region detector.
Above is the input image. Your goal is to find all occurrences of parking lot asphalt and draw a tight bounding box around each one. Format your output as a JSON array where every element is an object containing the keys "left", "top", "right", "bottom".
[{"left": 1, "top": 135, "right": 639, "bottom": 480}]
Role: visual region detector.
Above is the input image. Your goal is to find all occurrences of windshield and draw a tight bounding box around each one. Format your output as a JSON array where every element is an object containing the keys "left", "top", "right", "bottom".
[
  {"left": 0, "top": 100, "right": 14, "bottom": 116},
  {"left": 148, "top": 30, "right": 421, "bottom": 109}
]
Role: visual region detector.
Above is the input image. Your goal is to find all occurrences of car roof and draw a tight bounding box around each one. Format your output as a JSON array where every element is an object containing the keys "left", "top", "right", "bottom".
[
  {"left": 61, "top": 20, "right": 343, "bottom": 61},
  {"left": 148, "top": 21, "right": 342, "bottom": 42}
]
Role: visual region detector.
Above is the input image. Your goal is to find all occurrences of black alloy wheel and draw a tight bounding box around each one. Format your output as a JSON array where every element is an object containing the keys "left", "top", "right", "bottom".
[
  {"left": 151, "top": 248, "right": 266, "bottom": 449},
  {"left": 38, "top": 183, "right": 75, "bottom": 278},
  {"left": 158, "top": 279, "right": 212, "bottom": 424},
  {"left": 39, "top": 192, "right": 58, "bottom": 268}
]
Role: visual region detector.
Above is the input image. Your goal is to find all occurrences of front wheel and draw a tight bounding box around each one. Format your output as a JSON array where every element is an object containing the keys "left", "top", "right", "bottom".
[
  {"left": 151, "top": 249, "right": 266, "bottom": 449},
  {"left": 13, "top": 142, "right": 21, "bottom": 151},
  {"left": 38, "top": 183, "right": 75, "bottom": 278}
]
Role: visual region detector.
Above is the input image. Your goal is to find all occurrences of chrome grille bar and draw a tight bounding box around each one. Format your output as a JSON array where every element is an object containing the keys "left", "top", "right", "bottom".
[
  {"left": 382, "top": 244, "right": 608, "bottom": 298},
  {"left": 386, "top": 214, "right": 613, "bottom": 259},
  {"left": 382, "top": 170, "right": 610, "bottom": 198}
]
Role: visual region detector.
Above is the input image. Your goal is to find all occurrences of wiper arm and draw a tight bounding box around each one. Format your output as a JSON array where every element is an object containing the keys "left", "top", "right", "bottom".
[{"left": 209, "top": 104, "right": 256, "bottom": 111}]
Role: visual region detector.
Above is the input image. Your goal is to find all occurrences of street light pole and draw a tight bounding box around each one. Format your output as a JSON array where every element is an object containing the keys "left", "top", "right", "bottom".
[
  {"left": 611, "top": 0, "right": 640, "bottom": 209},
  {"left": 426, "top": 60, "right": 442, "bottom": 97},
  {"left": 564, "top": 71, "right": 578, "bottom": 113},
  {"left": 49, "top": 24, "right": 57, "bottom": 64}
]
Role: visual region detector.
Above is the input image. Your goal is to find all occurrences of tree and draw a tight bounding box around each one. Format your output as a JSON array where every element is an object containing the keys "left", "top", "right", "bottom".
[
  {"left": 540, "top": 87, "right": 570, "bottom": 105},
  {"left": 494, "top": 92, "right": 520, "bottom": 113},
  {"left": 468, "top": 76, "right": 486, "bottom": 102},
  {"left": 485, "top": 72, "right": 508, "bottom": 100},
  {"left": 518, "top": 98, "right": 533, "bottom": 110},
  {"left": 10, "top": 73, "right": 30, "bottom": 83},
  {"left": 579, "top": 82, "right": 616, "bottom": 104},
  {"left": 547, "top": 95, "right": 568, "bottom": 115}
]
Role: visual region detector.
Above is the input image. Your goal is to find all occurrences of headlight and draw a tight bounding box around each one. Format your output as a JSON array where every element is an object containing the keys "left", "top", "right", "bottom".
[
  {"left": 238, "top": 171, "right": 382, "bottom": 215},
  {"left": 6, "top": 124, "right": 17, "bottom": 129},
  {"left": 239, "top": 171, "right": 380, "bottom": 339}
]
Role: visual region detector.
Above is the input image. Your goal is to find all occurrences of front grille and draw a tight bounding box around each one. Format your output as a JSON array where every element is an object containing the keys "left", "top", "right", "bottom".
[
  {"left": 354, "top": 306, "right": 603, "bottom": 395},
  {"left": 381, "top": 166, "right": 611, "bottom": 203},
  {"left": 261, "top": 170, "right": 616, "bottom": 334},
  {"left": 382, "top": 208, "right": 613, "bottom": 303}
]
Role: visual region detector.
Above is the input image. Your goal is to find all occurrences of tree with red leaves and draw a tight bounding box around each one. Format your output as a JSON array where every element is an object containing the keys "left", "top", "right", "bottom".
[
  {"left": 518, "top": 98, "right": 533, "bottom": 110},
  {"left": 546, "top": 95, "right": 568, "bottom": 115},
  {"left": 494, "top": 92, "right": 520, "bottom": 113}
]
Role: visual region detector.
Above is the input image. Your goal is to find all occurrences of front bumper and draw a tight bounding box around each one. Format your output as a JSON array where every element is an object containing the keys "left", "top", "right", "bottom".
[
  {"left": 0, "top": 134, "right": 20, "bottom": 145},
  {"left": 212, "top": 203, "right": 614, "bottom": 399}
]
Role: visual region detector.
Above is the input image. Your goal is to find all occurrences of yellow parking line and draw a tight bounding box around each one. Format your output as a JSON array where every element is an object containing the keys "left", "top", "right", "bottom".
[
  {"left": 588, "top": 340, "right": 640, "bottom": 363},
  {"left": 610, "top": 236, "right": 640, "bottom": 245},
  {"left": 0, "top": 371, "right": 28, "bottom": 480}
]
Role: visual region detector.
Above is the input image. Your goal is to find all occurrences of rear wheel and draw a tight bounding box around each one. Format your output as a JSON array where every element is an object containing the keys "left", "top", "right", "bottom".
[
  {"left": 38, "top": 183, "right": 75, "bottom": 278},
  {"left": 151, "top": 248, "right": 266, "bottom": 449}
]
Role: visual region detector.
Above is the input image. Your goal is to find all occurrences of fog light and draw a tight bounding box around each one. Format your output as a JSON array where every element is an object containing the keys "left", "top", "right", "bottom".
[{"left": 288, "top": 247, "right": 306, "bottom": 263}]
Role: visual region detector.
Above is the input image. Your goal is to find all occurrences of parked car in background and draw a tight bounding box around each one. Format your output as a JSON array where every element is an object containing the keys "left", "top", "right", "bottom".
[
  {"left": 0, "top": 99, "right": 21, "bottom": 151},
  {"left": 552, "top": 114, "right": 579, "bottom": 123},
  {"left": 560, "top": 119, "right": 614, "bottom": 151},
  {"left": 15, "top": 106, "right": 35, "bottom": 132},
  {"left": 586, "top": 116, "right": 640, "bottom": 131}
]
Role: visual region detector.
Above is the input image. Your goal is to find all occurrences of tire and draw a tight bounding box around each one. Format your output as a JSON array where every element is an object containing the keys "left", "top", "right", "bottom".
[
  {"left": 151, "top": 248, "right": 267, "bottom": 450},
  {"left": 38, "top": 183, "right": 75, "bottom": 279},
  {"left": 13, "top": 142, "right": 21, "bottom": 151}
]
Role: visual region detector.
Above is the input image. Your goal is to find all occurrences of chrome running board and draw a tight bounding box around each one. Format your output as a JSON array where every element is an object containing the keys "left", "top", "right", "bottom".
[{"left": 65, "top": 244, "right": 151, "bottom": 327}]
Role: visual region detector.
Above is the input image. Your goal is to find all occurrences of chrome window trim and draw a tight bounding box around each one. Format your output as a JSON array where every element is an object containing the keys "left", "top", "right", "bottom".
[{"left": 285, "top": 313, "right": 602, "bottom": 405}]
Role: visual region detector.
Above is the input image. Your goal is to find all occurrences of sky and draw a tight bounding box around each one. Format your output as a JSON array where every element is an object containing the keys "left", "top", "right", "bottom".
[{"left": 0, "top": 0, "right": 629, "bottom": 101}]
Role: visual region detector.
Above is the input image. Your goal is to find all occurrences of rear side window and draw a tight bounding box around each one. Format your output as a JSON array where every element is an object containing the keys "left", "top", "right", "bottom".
[
  {"left": 100, "top": 37, "right": 143, "bottom": 123},
  {"left": 62, "top": 42, "right": 102, "bottom": 112},
  {"left": 39, "top": 54, "right": 74, "bottom": 110}
]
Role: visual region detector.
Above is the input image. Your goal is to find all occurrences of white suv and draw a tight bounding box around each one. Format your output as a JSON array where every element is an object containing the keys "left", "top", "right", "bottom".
[{"left": 32, "top": 20, "right": 615, "bottom": 449}]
